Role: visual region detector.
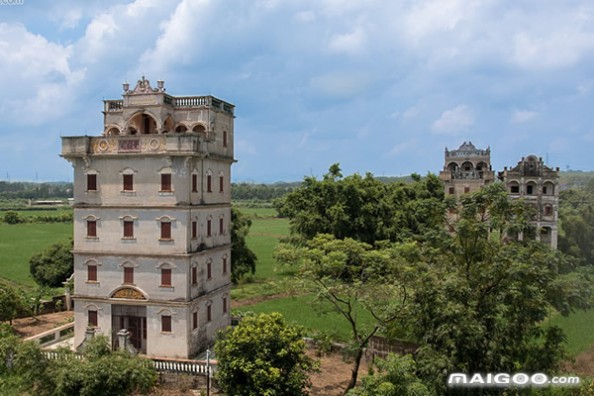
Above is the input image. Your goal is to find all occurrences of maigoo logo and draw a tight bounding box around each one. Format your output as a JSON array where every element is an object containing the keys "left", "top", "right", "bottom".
[
  {"left": 448, "top": 373, "right": 580, "bottom": 388},
  {"left": 0, "top": 0, "right": 24, "bottom": 5}
]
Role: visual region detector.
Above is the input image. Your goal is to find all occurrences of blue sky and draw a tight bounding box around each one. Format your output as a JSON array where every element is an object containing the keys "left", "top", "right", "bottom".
[{"left": 1, "top": 0, "right": 594, "bottom": 183}]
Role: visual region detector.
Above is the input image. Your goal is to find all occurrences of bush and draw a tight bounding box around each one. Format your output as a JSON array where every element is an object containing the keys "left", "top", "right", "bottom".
[
  {"left": 29, "top": 240, "right": 73, "bottom": 288},
  {"left": 3, "top": 211, "right": 23, "bottom": 224}
]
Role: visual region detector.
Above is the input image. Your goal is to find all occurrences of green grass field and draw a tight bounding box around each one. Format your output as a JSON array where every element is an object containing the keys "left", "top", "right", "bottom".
[
  {"left": 547, "top": 309, "right": 594, "bottom": 356},
  {"left": 235, "top": 294, "right": 375, "bottom": 341},
  {"left": 0, "top": 222, "right": 72, "bottom": 287}
]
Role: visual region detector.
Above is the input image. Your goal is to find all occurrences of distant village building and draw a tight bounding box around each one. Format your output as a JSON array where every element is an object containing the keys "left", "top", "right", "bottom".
[
  {"left": 61, "top": 77, "right": 234, "bottom": 358},
  {"left": 440, "top": 142, "right": 559, "bottom": 249},
  {"left": 499, "top": 155, "right": 559, "bottom": 249},
  {"left": 439, "top": 141, "right": 495, "bottom": 198}
]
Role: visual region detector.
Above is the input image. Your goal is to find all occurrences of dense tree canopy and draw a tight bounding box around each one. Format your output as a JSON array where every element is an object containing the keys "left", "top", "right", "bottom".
[
  {"left": 215, "top": 312, "right": 316, "bottom": 396},
  {"left": 29, "top": 240, "right": 73, "bottom": 288},
  {"left": 274, "top": 164, "right": 447, "bottom": 245},
  {"left": 0, "top": 332, "right": 156, "bottom": 396}
]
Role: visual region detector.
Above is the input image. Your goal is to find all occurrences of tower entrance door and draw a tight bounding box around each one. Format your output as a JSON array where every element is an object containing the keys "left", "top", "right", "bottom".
[{"left": 111, "top": 305, "right": 147, "bottom": 353}]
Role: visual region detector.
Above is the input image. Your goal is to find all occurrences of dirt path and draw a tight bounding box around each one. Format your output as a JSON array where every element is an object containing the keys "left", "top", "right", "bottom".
[
  {"left": 10, "top": 311, "right": 73, "bottom": 338},
  {"left": 563, "top": 346, "right": 594, "bottom": 377}
]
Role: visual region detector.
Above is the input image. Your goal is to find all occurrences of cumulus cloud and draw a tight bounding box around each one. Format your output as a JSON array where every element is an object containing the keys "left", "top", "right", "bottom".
[
  {"left": 431, "top": 105, "right": 474, "bottom": 135},
  {"left": 0, "top": 23, "right": 84, "bottom": 124}
]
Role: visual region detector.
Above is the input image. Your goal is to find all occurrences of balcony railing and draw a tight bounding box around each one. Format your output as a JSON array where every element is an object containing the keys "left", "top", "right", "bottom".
[{"left": 103, "top": 96, "right": 234, "bottom": 115}]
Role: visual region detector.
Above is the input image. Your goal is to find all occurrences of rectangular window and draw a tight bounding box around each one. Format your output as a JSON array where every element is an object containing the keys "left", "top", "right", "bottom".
[
  {"left": 207, "top": 175, "right": 212, "bottom": 192},
  {"left": 191, "top": 266, "right": 197, "bottom": 285},
  {"left": 448, "top": 187, "right": 455, "bottom": 195},
  {"left": 464, "top": 187, "right": 470, "bottom": 193},
  {"left": 219, "top": 218, "right": 224, "bottom": 235},
  {"left": 88, "top": 310, "right": 98, "bottom": 327},
  {"left": 161, "top": 315, "right": 171, "bottom": 332},
  {"left": 207, "top": 262, "right": 212, "bottom": 280},
  {"left": 161, "top": 222, "right": 171, "bottom": 239},
  {"left": 124, "top": 267, "right": 134, "bottom": 284},
  {"left": 219, "top": 176, "right": 224, "bottom": 192},
  {"left": 223, "top": 297, "right": 227, "bottom": 314},
  {"left": 223, "top": 257, "right": 227, "bottom": 275},
  {"left": 161, "top": 268, "right": 172, "bottom": 286},
  {"left": 123, "top": 221, "right": 134, "bottom": 238},
  {"left": 544, "top": 206, "right": 553, "bottom": 216},
  {"left": 207, "top": 219, "right": 212, "bottom": 237},
  {"left": 527, "top": 185, "right": 534, "bottom": 195},
  {"left": 542, "top": 186, "right": 548, "bottom": 195},
  {"left": 193, "top": 311, "right": 198, "bottom": 329},
  {"left": 511, "top": 185, "right": 520, "bottom": 194},
  {"left": 207, "top": 305, "right": 212, "bottom": 322},
  {"left": 87, "top": 220, "right": 97, "bottom": 238},
  {"left": 87, "top": 265, "right": 97, "bottom": 282},
  {"left": 192, "top": 174, "right": 198, "bottom": 192},
  {"left": 87, "top": 174, "right": 97, "bottom": 191},
  {"left": 123, "top": 174, "right": 133, "bottom": 191},
  {"left": 161, "top": 173, "right": 172, "bottom": 191},
  {"left": 223, "top": 131, "right": 227, "bottom": 147},
  {"left": 192, "top": 221, "right": 197, "bottom": 239}
]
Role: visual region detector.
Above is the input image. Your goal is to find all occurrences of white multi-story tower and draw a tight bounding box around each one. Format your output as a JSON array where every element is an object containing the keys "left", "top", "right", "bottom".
[{"left": 62, "top": 77, "right": 234, "bottom": 358}]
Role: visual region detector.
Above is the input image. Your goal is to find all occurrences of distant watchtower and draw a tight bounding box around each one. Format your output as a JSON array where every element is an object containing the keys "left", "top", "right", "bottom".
[
  {"left": 499, "top": 155, "right": 559, "bottom": 249},
  {"left": 439, "top": 141, "right": 495, "bottom": 198},
  {"left": 62, "top": 77, "right": 235, "bottom": 358}
]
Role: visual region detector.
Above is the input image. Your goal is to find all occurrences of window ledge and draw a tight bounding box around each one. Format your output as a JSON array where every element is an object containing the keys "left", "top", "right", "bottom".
[
  {"left": 121, "top": 237, "right": 137, "bottom": 242},
  {"left": 159, "top": 238, "right": 174, "bottom": 244},
  {"left": 86, "top": 281, "right": 100, "bottom": 285},
  {"left": 159, "top": 285, "right": 174, "bottom": 289},
  {"left": 85, "top": 190, "right": 99, "bottom": 193},
  {"left": 121, "top": 191, "right": 136, "bottom": 196},
  {"left": 85, "top": 236, "right": 99, "bottom": 240},
  {"left": 158, "top": 191, "right": 174, "bottom": 196}
]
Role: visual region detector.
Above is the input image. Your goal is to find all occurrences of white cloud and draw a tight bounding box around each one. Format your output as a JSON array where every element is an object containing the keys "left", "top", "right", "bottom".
[
  {"left": 294, "top": 10, "right": 315, "bottom": 22},
  {"left": 431, "top": 105, "right": 474, "bottom": 135},
  {"left": 511, "top": 110, "right": 537, "bottom": 124},
  {"left": 328, "top": 28, "right": 366, "bottom": 56},
  {"left": 0, "top": 23, "right": 84, "bottom": 124}
]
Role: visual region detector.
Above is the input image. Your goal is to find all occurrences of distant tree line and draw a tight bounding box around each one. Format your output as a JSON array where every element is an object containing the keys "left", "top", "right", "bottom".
[
  {"left": 0, "top": 181, "right": 72, "bottom": 200},
  {"left": 231, "top": 182, "right": 300, "bottom": 201}
]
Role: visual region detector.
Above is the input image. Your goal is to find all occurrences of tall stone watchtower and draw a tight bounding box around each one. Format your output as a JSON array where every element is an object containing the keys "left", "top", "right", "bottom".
[
  {"left": 499, "top": 155, "right": 559, "bottom": 249},
  {"left": 439, "top": 141, "right": 495, "bottom": 197},
  {"left": 61, "top": 77, "right": 234, "bottom": 358}
]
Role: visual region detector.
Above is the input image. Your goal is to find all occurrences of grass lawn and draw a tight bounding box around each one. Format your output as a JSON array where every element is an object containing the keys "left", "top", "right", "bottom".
[
  {"left": 0, "top": 223, "right": 72, "bottom": 287},
  {"left": 234, "top": 294, "right": 375, "bottom": 342},
  {"left": 547, "top": 308, "right": 594, "bottom": 356}
]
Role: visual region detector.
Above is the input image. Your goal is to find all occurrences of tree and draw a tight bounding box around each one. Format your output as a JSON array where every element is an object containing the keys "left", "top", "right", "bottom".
[
  {"left": 276, "top": 235, "right": 412, "bottom": 395},
  {"left": 393, "top": 184, "right": 593, "bottom": 393},
  {"left": 274, "top": 164, "right": 446, "bottom": 245},
  {"left": 231, "top": 207, "right": 257, "bottom": 283},
  {"left": 0, "top": 286, "right": 29, "bottom": 325},
  {"left": 29, "top": 239, "right": 73, "bottom": 288},
  {"left": 348, "top": 354, "right": 430, "bottom": 396},
  {"left": 43, "top": 335, "right": 156, "bottom": 396},
  {"left": 215, "top": 312, "right": 316, "bottom": 396}
]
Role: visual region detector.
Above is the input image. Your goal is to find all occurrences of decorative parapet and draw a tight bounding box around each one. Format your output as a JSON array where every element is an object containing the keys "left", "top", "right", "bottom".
[
  {"left": 103, "top": 95, "right": 234, "bottom": 115},
  {"left": 62, "top": 135, "right": 202, "bottom": 157}
]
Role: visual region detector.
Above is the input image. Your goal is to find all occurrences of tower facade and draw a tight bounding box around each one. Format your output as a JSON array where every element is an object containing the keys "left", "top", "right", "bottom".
[
  {"left": 61, "top": 77, "right": 234, "bottom": 358},
  {"left": 499, "top": 155, "right": 559, "bottom": 249},
  {"left": 439, "top": 141, "right": 495, "bottom": 198}
]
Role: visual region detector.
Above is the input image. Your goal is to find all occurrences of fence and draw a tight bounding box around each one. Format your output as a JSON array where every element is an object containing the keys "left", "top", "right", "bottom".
[
  {"left": 24, "top": 322, "right": 74, "bottom": 348},
  {"left": 41, "top": 350, "right": 215, "bottom": 376}
]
